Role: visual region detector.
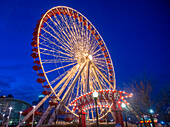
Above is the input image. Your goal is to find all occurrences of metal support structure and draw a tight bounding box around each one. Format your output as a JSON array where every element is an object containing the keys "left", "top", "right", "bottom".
[
  {"left": 78, "top": 111, "right": 86, "bottom": 127},
  {"left": 142, "top": 116, "right": 147, "bottom": 127},
  {"left": 94, "top": 98, "right": 99, "bottom": 127},
  {"left": 6, "top": 107, "right": 12, "bottom": 127},
  {"left": 150, "top": 114, "right": 155, "bottom": 127},
  {"left": 48, "top": 61, "right": 87, "bottom": 125},
  {"left": 32, "top": 107, "right": 35, "bottom": 127},
  {"left": 92, "top": 63, "right": 115, "bottom": 89},
  {"left": 91, "top": 66, "right": 103, "bottom": 89},
  {"left": 123, "top": 110, "right": 128, "bottom": 127},
  {"left": 114, "top": 110, "right": 124, "bottom": 127},
  {"left": 85, "top": 60, "right": 90, "bottom": 93},
  {"left": 36, "top": 106, "right": 52, "bottom": 127},
  {"left": 17, "top": 65, "right": 78, "bottom": 127}
]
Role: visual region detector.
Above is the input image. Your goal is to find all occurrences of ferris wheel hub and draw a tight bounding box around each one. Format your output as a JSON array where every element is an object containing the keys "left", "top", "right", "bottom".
[{"left": 88, "top": 55, "right": 93, "bottom": 60}]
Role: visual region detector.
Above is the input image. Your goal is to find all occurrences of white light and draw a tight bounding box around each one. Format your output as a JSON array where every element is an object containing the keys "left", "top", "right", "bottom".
[
  {"left": 149, "top": 109, "right": 154, "bottom": 114},
  {"left": 88, "top": 55, "right": 92, "bottom": 60},
  {"left": 9, "top": 107, "right": 13, "bottom": 110},
  {"left": 33, "top": 105, "right": 36, "bottom": 109},
  {"left": 93, "top": 90, "right": 98, "bottom": 98},
  {"left": 121, "top": 103, "right": 126, "bottom": 108},
  {"left": 20, "top": 111, "right": 22, "bottom": 114}
]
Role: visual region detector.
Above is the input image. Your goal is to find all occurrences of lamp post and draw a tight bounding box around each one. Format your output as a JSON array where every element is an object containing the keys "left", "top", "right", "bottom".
[
  {"left": 149, "top": 109, "right": 155, "bottom": 127},
  {"left": 6, "top": 107, "right": 13, "bottom": 127},
  {"left": 121, "top": 103, "right": 128, "bottom": 127},
  {"left": 93, "top": 90, "right": 99, "bottom": 127},
  {"left": 2, "top": 114, "right": 5, "bottom": 125},
  {"left": 32, "top": 105, "right": 36, "bottom": 127},
  {"left": 19, "top": 111, "right": 22, "bottom": 124}
]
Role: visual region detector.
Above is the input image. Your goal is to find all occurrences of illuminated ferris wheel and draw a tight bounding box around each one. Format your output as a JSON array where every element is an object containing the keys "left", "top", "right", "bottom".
[{"left": 24, "top": 6, "right": 116, "bottom": 126}]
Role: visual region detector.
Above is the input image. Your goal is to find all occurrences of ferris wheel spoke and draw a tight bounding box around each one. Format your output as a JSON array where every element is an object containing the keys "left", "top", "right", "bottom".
[
  {"left": 92, "top": 47, "right": 102, "bottom": 56},
  {"left": 39, "top": 51, "right": 73, "bottom": 61},
  {"left": 68, "top": 16, "right": 81, "bottom": 45},
  {"left": 46, "top": 19, "right": 73, "bottom": 46},
  {"left": 91, "top": 66, "right": 103, "bottom": 89},
  {"left": 94, "top": 60, "right": 107, "bottom": 67},
  {"left": 92, "top": 63, "right": 114, "bottom": 89},
  {"left": 40, "top": 35, "right": 73, "bottom": 55},
  {"left": 45, "top": 62, "right": 77, "bottom": 74},
  {"left": 98, "top": 74, "right": 108, "bottom": 89},
  {"left": 50, "top": 64, "right": 79, "bottom": 93},
  {"left": 41, "top": 59, "right": 75, "bottom": 64},
  {"left": 49, "top": 68, "right": 72, "bottom": 86},
  {"left": 62, "top": 15, "right": 80, "bottom": 46},
  {"left": 41, "top": 27, "right": 72, "bottom": 51},
  {"left": 76, "top": 20, "right": 84, "bottom": 47},
  {"left": 89, "top": 36, "right": 98, "bottom": 54},
  {"left": 89, "top": 77, "right": 97, "bottom": 90},
  {"left": 56, "top": 69, "right": 76, "bottom": 97},
  {"left": 89, "top": 79, "right": 94, "bottom": 91},
  {"left": 39, "top": 44, "right": 72, "bottom": 59},
  {"left": 75, "top": 20, "right": 83, "bottom": 45},
  {"left": 39, "top": 47, "right": 72, "bottom": 58},
  {"left": 93, "top": 64, "right": 107, "bottom": 74},
  {"left": 76, "top": 78, "right": 80, "bottom": 97},
  {"left": 52, "top": 15, "right": 78, "bottom": 48},
  {"left": 101, "top": 76, "right": 110, "bottom": 89},
  {"left": 93, "top": 53, "right": 104, "bottom": 58}
]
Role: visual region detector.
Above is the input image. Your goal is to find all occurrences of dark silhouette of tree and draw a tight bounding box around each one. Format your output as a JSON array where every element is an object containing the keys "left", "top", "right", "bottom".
[
  {"left": 6, "top": 94, "right": 13, "bottom": 98},
  {"left": 123, "top": 80, "right": 167, "bottom": 121}
]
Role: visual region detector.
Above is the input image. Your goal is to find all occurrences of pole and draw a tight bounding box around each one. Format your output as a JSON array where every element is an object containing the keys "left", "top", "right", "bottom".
[
  {"left": 6, "top": 107, "right": 12, "bottom": 127},
  {"left": 124, "top": 111, "right": 128, "bottom": 127},
  {"left": 106, "top": 114, "right": 108, "bottom": 127},
  {"left": 94, "top": 98, "right": 99, "bottom": 127},
  {"left": 55, "top": 105, "right": 57, "bottom": 127},
  {"left": 142, "top": 116, "right": 147, "bottom": 127},
  {"left": 32, "top": 106, "right": 36, "bottom": 127},
  {"left": 150, "top": 114, "right": 155, "bottom": 127}
]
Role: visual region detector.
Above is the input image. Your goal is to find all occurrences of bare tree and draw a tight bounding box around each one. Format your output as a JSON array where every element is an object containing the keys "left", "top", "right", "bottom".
[{"left": 123, "top": 80, "right": 167, "bottom": 121}]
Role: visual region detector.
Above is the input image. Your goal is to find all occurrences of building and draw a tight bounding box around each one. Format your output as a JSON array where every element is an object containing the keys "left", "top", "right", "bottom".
[
  {"left": 0, "top": 97, "right": 31, "bottom": 126},
  {"left": 32, "top": 95, "right": 45, "bottom": 113}
]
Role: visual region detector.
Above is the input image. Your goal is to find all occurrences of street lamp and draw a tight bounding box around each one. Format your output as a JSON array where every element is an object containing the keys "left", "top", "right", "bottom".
[
  {"left": 149, "top": 109, "right": 155, "bottom": 127},
  {"left": 19, "top": 111, "right": 22, "bottom": 124},
  {"left": 2, "top": 114, "right": 5, "bottom": 125},
  {"left": 32, "top": 105, "right": 36, "bottom": 127},
  {"left": 6, "top": 107, "right": 13, "bottom": 127},
  {"left": 121, "top": 103, "right": 128, "bottom": 127},
  {"left": 93, "top": 90, "right": 99, "bottom": 127}
]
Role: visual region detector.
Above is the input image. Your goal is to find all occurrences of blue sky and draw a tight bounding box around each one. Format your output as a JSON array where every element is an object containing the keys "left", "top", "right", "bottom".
[{"left": 0, "top": 0, "right": 170, "bottom": 104}]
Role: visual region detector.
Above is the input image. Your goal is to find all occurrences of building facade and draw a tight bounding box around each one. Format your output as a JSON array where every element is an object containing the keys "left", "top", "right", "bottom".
[{"left": 0, "top": 98, "right": 31, "bottom": 126}]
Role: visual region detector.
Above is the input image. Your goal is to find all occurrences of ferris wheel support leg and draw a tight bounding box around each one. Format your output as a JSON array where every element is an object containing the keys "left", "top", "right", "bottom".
[
  {"left": 48, "top": 61, "right": 87, "bottom": 125},
  {"left": 36, "top": 106, "right": 52, "bottom": 127},
  {"left": 17, "top": 65, "right": 77, "bottom": 127},
  {"left": 85, "top": 61, "right": 90, "bottom": 93},
  {"left": 110, "top": 111, "right": 116, "bottom": 121},
  {"left": 17, "top": 94, "right": 53, "bottom": 127},
  {"left": 92, "top": 63, "right": 115, "bottom": 90},
  {"left": 57, "top": 69, "right": 76, "bottom": 97}
]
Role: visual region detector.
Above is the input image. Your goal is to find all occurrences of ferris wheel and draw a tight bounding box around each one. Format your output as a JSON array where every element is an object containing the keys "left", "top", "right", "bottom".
[{"left": 29, "top": 6, "right": 116, "bottom": 126}]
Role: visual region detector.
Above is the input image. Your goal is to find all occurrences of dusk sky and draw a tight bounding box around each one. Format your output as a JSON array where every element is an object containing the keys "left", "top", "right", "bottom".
[{"left": 0, "top": 0, "right": 170, "bottom": 104}]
